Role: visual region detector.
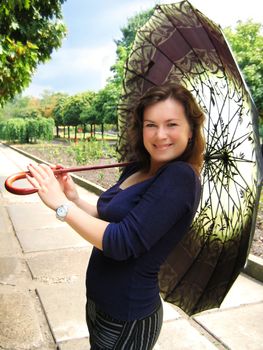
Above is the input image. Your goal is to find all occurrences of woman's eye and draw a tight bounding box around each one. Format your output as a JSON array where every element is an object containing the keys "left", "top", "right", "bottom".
[
  {"left": 145, "top": 123, "right": 156, "bottom": 128},
  {"left": 168, "top": 123, "right": 177, "bottom": 127}
]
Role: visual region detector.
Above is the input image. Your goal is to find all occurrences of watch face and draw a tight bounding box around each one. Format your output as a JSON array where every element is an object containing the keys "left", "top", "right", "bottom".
[
  {"left": 56, "top": 204, "right": 69, "bottom": 221},
  {"left": 57, "top": 206, "right": 66, "bottom": 216}
]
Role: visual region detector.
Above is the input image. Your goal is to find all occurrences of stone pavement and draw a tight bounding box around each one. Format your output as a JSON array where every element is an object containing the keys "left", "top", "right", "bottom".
[{"left": 0, "top": 142, "right": 262, "bottom": 350}]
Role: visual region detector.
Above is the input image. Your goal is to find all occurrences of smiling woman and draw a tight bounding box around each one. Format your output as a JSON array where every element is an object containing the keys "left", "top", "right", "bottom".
[{"left": 25, "top": 82, "right": 205, "bottom": 349}]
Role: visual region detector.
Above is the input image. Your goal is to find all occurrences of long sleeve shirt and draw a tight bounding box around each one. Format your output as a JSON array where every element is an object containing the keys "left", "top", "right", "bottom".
[{"left": 86, "top": 160, "right": 201, "bottom": 321}]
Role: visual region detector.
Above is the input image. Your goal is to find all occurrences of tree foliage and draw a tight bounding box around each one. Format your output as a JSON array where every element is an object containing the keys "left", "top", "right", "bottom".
[
  {"left": 80, "top": 83, "right": 119, "bottom": 138},
  {"left": 63, "top": 92, "right": 95, "bottom": 126},
  {"left": 0, "top": 0, "right": 67, "bottom": 105},
  {"left": 62, "top": 91, "right": 96, "bottom": 139},
  {"left": 224, "top": 20, "right": 263, "bottom": 116},
  {"left": 81, "top": 83, "right": 119, "bottom": 125}
]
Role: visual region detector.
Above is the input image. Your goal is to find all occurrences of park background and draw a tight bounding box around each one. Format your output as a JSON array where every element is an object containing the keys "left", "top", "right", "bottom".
[{"left": 0, "top": 0, "right": 262, "bottom": 257}]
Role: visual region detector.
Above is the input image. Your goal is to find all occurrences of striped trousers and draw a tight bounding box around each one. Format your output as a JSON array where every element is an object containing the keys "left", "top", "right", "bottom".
[{"left": 86, "top": 298, "right": 163, "bottom": 350}]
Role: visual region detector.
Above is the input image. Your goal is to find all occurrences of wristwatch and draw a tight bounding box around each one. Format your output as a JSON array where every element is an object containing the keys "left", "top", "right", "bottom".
[{"left": 56, "top": 203, "right": 70, "bottom": 221}]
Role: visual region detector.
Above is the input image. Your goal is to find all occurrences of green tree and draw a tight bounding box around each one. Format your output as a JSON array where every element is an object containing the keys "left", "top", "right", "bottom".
[
  {"left": 88, "top": 83, "right": 120, "bottom": 138},
  {"left": 63, "top": 92, "right": 95, "bottom": 141},
  {"left": 53, "top": 93, "right": 68, "bottom": 137},
  {"left": 80, "top": 83, "right": 120, "bottom": 139},
  {"left": 224, "top": 20, "right": 263, "bottom": 117},
  {"left": 0, "top": 0, "right": 67, "bottom": 105},
  {"left": 80, "top": 93, "right": 98, "bottom": 139}
]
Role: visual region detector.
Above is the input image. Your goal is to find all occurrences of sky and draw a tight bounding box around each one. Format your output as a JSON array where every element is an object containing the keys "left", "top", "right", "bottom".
[{"left": 23, "top": 0, "right": 262, "bottom": 98}]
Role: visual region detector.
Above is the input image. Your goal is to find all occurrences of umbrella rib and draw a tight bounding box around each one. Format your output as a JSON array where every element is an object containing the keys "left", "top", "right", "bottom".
[
  {"left": 232, "top": 157, "right": 254, "bottom": 163},
  {"left": 218, "top": 100, "right": 242, "bottom": 146},
  {"left": 224, "top": 164, "right": 245, "bottom": 216},
  {"left": 231, "top": 172, "right": 243, "bottom": 220},
  {"left": 123, "top": 65, "right": 157, "bottom": 89},
  {"left": 209, "top": 162, "right": 230, "bottom": 221},
  {"left": 229, "top": 161, "right": 253, "bottom": 191},
  {"left": 227, "top": 106, "right": 247, "bottom": 149},
  {"left": 226, "top": 131, "right": 252, "bottom": 151},
  {"left": 199, "top": 164, "right": 215, "bottom": 220}
]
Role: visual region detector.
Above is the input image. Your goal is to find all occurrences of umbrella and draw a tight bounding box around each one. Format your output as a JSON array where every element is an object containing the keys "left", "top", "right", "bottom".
[{"left": 118, "top": 0, "right": 263, "bottom": 315}]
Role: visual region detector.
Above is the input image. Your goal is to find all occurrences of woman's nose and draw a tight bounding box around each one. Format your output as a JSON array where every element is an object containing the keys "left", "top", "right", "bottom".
[{"left": 156, "top": 126, "right": 167, "bottom": 139}]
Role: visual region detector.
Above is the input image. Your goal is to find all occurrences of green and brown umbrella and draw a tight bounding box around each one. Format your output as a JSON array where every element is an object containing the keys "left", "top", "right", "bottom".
[{"left": 118, "top": 0, "right": 263, "bottom": 315}]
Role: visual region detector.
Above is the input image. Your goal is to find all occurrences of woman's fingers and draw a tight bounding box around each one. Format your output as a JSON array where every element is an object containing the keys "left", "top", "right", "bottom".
[
  {"left": 27, "top": 163, "right": 56, "bottom": 188},
  {"left": 39, "top": 163, "right": 55, "bottom": 177},
  {"left": 26, "top": 174, "right": 40, "bottom": 190},
  {"left": 27, "top": 163, "right": 46, "bottom": 183}
]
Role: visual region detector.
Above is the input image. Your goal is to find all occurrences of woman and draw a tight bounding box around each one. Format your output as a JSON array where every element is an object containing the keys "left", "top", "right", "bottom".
[{"left": 26, "top": 83, "right": 205, "bottom": 349}]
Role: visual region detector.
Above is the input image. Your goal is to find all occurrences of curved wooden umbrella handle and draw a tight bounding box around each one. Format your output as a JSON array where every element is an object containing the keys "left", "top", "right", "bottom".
[
  {"left": 5, "top": 171, "right": 37, "bottom": 195},
  {"left": 5, "top": 162, "right": 131, "bottom": 195}
]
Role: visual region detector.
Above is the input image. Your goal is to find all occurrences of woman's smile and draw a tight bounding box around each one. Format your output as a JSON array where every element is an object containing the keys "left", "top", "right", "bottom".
[{"left": 153, "top": 143, "right": 173, "bottom": 150}]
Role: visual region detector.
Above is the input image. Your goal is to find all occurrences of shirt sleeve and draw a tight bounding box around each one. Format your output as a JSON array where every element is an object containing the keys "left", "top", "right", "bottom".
[{"left": 102, "top": 162, "right": 197, "bottom": 261}]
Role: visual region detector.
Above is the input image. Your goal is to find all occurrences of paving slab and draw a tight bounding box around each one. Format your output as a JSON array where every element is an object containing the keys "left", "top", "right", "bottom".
[
  {"left": 58, "top": 337, "right": 90, "bottom": 350},
  {"left": 7, "top": 202, "right": 64, "bottom": 231},
  {"left": 220, "top": 273, "right": 263, "bottom": 308},
  {"left": 27, "top": 248, "right": 92, "bottom": 283},
  {"left": 0, "top": 291, "right": 44, "bottom": 349},
  {"left": 16, "top": 226, "right": 89, "bottom": 252},
  {"left": 0, "top": 205, "right": 21, "bottom": 256},
  {"left": 36, "top": 283, "right": 88, "bottom": 342},
  {"left": 194, "top": 302, "right": 263, "bottom": 350},
  {"left": 7, "top": 203, "right": 89, "bottom": 252},
  {"left": 0, "top": 257, "right": 24, "bottom": 286},
  {"left": 153, "top": 318, "right": 219, "bottom": 350},
  {"left": 162, "top": 300, "right": 182, "bottom": 322}
]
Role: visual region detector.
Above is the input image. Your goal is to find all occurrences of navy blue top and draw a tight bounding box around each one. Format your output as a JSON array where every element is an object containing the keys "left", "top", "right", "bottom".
[{"left": 86, "top": 161, "right": 201, "bottom": 321}]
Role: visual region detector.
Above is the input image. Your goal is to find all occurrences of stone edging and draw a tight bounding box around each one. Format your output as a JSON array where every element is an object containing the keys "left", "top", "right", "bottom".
[
  {"left": 243, "top": 254, "right": 263, "bottom": 283},
  {"left": 6, "top": 143, "right": 105, "bottom": 195},
  {"left": 4, "top": 143, "right": 263, "bottom": 282}
]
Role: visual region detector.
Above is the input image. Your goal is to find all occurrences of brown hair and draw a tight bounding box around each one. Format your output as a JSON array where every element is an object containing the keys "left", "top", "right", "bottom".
[{"left": 119, "top": 83, "right": 206, "bottom": 176}]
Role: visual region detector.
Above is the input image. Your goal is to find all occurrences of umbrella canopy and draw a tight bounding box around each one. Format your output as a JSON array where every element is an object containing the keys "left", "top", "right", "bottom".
[{"left": 118, "top": 0, "right": 263, "bottom": 315}]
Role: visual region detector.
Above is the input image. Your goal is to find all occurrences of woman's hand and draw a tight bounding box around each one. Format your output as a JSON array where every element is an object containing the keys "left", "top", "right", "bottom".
[
  {"left": 26, "top": 163, "right": 68, "bottom": 210},
  {"left": 54, "top": 164, "right": 80, "bottom": 203}
]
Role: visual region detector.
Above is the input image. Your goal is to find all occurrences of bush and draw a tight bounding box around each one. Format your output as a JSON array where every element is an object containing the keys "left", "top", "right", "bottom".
[{"left": 0, "top": 117, "right": 55, "bottom": 143}]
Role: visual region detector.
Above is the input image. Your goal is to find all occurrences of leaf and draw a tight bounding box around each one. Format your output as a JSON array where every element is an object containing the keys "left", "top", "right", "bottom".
[
  {"left": 10, "top": 21, "right": 19, "bottom": 30},
  {"left": 24, "top": 0, "right": 31, "bottom": 10},
  {"left": 26, "top": 41, "right": 38, "bottom": 50}
]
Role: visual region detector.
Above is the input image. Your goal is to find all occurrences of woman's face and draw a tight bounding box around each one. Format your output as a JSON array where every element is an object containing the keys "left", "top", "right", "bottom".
[{"left": 143, "top": 97, "right": 192, "bottom": 171}]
